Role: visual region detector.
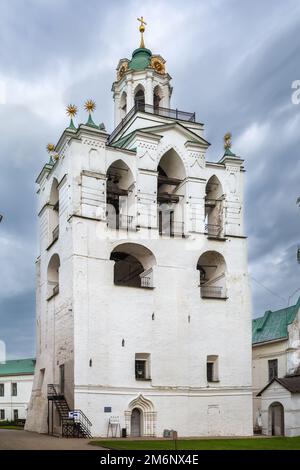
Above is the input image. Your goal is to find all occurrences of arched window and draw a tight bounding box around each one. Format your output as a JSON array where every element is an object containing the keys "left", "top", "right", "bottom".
[
  {"left": 47, "top": 254, "right": 60, "bottom": 299},
  {"left": 134, "top": 87, "right": 145, "bottom": 111},
  {"left": 120, "top": 92, "right": 127, "bottom": 119},
  {"left": 110, "top": 243, "right": 156, "bottom": 288},
  {"left": 106, "top": 160, "right": 135, "bottom": 231},
  {"left": 205, "top": 175, "right": 224, "bottom": 238},
  {"left": 49, "top": 179, "right": 59, "bottom": 244},
  {"left": 157, "top": 149, "right": 186, "bottom": 237},
  {"left": 197, "top": 251, "right": 227, "bottom": 299}
]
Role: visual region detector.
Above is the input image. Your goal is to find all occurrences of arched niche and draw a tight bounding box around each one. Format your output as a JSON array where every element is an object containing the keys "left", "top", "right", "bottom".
[
  {"left": 205, "top": 175, "right": 224, "bottom": 238},
  {"left": 196, "top": 250, "right": 227, "bottom": 299},
  {"left": 106, "top": 159, "right": 135, "bottom": 230},
  {"left": 134, "top": 84, "right": 145, "bottom": 111},
  {"left": 110, "top": 243, "right": 156, "bottom": 288},
  {"left": 157, "top": 149, "right": 186, "bottom": 237},
  {"left": 47, "top": 253, "right": 60, "bottom": 298}
]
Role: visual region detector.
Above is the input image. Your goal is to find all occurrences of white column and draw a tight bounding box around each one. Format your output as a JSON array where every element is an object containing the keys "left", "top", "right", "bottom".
[
  {"left": 126, "top": 76, "right": 134, "bottom": 111},
  {"left": 145, "top": 72, "right": 153, "bottom": 105},
  {"left": 113, "top": 91, "right": 120, "bottom": 127}
]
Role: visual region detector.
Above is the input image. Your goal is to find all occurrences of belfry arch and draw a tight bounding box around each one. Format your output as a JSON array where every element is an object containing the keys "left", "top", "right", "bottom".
[
  {"left": 106, "top": 159, "right": 135, "bottom": 231},
  {"left": 134, "top": 84, "right": 145, "bottom": 111},
  {"left": 205, "top": 175, "right": 224, "bottom": 238},
  {"left": 120, "top": 91, "right": 127, "bottom": 119},
  {"left": 110, "top": 243, "right": 156, "bottom": 288},
  {"left": 157, "top": 148, "right": 186, "bottom": 237},
  {"left": 197, "top": 250, "right": 227, "bottom": 299},
  {"left": 49, "top": 178, "right": 59, "bottom": 244}
]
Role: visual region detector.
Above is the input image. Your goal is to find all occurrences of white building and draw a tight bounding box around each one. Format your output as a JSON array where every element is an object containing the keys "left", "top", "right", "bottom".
[
  {"left": 252, "top": 297, "right": 300, "bottom": 436},
  {"left": 26, "top": 22, "right": 253, "bottom": 438},
  {"left": 0, "top": 358, "right": 35, "bottom": 422}
]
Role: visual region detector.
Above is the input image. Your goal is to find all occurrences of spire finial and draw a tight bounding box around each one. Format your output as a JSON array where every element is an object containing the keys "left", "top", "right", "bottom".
[
  {"left": 66, "top": 104, "right": 78, "bottom": 130},
  {"left": 137, "top": 16, "right": 147, "bottom": 48},
  {"left": 224, "top": 132, "right": 232, "bottom": 150},
  {"left": 84, "top": 99, "right": 98, "bottom": 128}
]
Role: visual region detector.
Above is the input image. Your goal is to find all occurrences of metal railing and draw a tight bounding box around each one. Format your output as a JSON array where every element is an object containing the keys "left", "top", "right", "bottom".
[
  {"left": 159, "top": 221, "right": 185, "bottom": 238},
  {"left": 205, "top": 199, "right": 217, "bottom": 207},
  {"left": 52, "top": 225, "right": 59, "bottom": 242},
  {"left": 205, "top": 224, "right": 222, "bottom": 238},
  {"left": 108, "top": 103, "right": 196, "bottom": 144},
  {"left": 119, "top": 214, "right": 134, "bottom": 231},
  {"left": 107, "top": 214, "right": 135, "bottom": 231},
  {"left": 47, "top": 383, "right": 60, "bottom": 397},
  {"left": 47, "top": 384, "right": 92, "bottom": 438},
  {"left": 141, "top": 276, "right": 152, "bottom": 288},
  {"left": 201, "top": 286, "right": 226, "bottom": 299},
  {"left": 67, "top": 409, "right": 92, "bottom": 437}
]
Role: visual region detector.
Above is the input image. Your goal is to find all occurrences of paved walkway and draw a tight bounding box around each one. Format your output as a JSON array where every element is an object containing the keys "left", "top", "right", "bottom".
[{"left": 0, "top": 429, "right": 102, "bottom": 450}]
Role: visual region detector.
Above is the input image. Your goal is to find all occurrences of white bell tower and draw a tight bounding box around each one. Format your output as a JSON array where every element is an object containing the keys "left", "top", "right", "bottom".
[{"left": 112, "top": 17, "right": 172, "bottom": 126}]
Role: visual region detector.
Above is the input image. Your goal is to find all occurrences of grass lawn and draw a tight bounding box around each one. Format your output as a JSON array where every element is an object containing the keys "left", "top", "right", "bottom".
[
  {"left": 0, "top": 425, "right": 24, "bottom": 430},
  {"left": 89, "top": 436, "right": 300, "bottom": 450}
]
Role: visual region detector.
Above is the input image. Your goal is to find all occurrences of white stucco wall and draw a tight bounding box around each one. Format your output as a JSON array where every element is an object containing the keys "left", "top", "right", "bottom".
[
  {"left": 0, "top": 374, "right": 34, "bottom": 421},
  {"left": 252, "top": 309, "right": 300, "bottom": 429},
  {"left": 260, "top": 381, "right": 300, "bottom": 437}
]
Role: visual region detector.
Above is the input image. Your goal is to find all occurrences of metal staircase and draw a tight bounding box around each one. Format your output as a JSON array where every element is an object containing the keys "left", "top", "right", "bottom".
[{"left": 47, "top": 384, "right": 92, "bottom": 438}]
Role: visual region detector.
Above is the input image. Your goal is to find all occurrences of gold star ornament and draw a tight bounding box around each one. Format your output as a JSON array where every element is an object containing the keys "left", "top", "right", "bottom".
[
  {"left": 66, "top": 104, "right": 78, "bottom": 118},
  {"left": 224, "top": 132, "right": 232, "bottom": 150},
  {"left": 46, "top": 143, "right": 55, "bottom": 153},
  {"left": 84, "top": 99, "right": 96, "bottom": 113}
]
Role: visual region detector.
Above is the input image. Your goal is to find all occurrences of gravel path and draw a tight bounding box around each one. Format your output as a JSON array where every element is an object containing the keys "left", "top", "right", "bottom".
[{"left": 0, "top": 429, "right": 102, "bottom": 450}]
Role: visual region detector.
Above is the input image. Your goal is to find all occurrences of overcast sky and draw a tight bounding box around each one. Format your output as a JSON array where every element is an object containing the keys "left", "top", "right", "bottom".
[{"left": 0, "top": 0, "right": 299, "bottom": 359}]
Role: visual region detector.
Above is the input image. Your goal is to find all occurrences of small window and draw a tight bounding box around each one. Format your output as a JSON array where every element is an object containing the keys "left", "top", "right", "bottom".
[
  {"left": 207, "top": 355, "right": 219, "bottom": 382},
  {"left": 0, "top": 383, "right": 4, "bottom": 397},
  {"left": 0, "top": 409, "right": 5, "bottom": 420},
  {"left": 59, "top": 364, "right": 65, "bottom": 395},
  {"left": 135, "top": 353, "right": 151, "bottom": 380},
  {"left": 13, "top": 409, "right": 18, "bottom": 421},
  {"left": 38, "top": 368, "right": 45, "bottom": 390},
  {"left": 268, "top": 359, "right": 278, "bottom": 381},
  {"left": 11, "top": 383, "right": 17, "bottom": 396}
]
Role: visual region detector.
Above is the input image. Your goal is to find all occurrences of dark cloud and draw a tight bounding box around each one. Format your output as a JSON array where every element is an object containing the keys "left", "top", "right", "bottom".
[
  {"left": 0, "top": 0, "right": 299, "bottom": 358},
  {"left": 0, "top": 290, "right": 35, "bottom": 359}
]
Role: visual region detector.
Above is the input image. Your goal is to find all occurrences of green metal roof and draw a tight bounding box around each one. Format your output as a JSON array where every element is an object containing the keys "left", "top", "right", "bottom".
[
  {"left": 252, "top": 297, "right": 300, "bottom": 345},
  {"left": 0, "top": 358, "right": 36, "bottom": 377},
  {"left": 128, "top": 47, "right": 152, "bottom": 71}
]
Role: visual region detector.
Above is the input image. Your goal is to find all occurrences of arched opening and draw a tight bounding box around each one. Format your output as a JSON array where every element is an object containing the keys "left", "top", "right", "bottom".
[
  {"left": 125, "top": 394, "right": 156, "bottom": 437},
  {"left": 157, "top": 149, "right": 186, "bottom": 237},
  {"left": 47, "top": 254, "right": 60, "bottom": 299},
  {"left": 130, "top": 408, "right": 142, "bottom": 437},
  {"left": 205, "top": 175, "right": 224, "bottom": 238},
  {"left": 120, "top": 91, "right": 127, "bottom": 119},
  {"left": 110, "top": 243, "right": 156, "bottom": 288},
  {"left": 269, "top": 402, "right": 284, "bottom": 436},
  {"left": 153, "top": 85, "right": 162, "bottom": 112},
  {"left": 134, "top": 86, "right": 145, "bottom": 111},
  {"left": 49, "top": 179, "right": 59, "bottom": 244},
  {"left": 106, "top": 160, "right": 135, "bottom": 230},
  {"left": 197, "top": 251, "right": 227, "bottom": 299}
]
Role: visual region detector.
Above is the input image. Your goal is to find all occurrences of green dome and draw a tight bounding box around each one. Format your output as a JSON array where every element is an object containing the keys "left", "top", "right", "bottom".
[{"left": 128, "top": 47, "right": 152, "bottom": 71}]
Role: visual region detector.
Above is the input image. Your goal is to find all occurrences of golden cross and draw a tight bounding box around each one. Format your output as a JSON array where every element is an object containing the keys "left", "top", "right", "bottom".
[
  {"left": 137, "top": 16, "right": 147, "bottom": 48},
  {"left": 137, "top": 16, "right": 147, "bottom": 31}
]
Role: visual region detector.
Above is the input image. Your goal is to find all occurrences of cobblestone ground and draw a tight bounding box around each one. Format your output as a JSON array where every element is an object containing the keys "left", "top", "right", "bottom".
[{"left": 0, "top": 429, "right": 102, "bottom": 450}]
